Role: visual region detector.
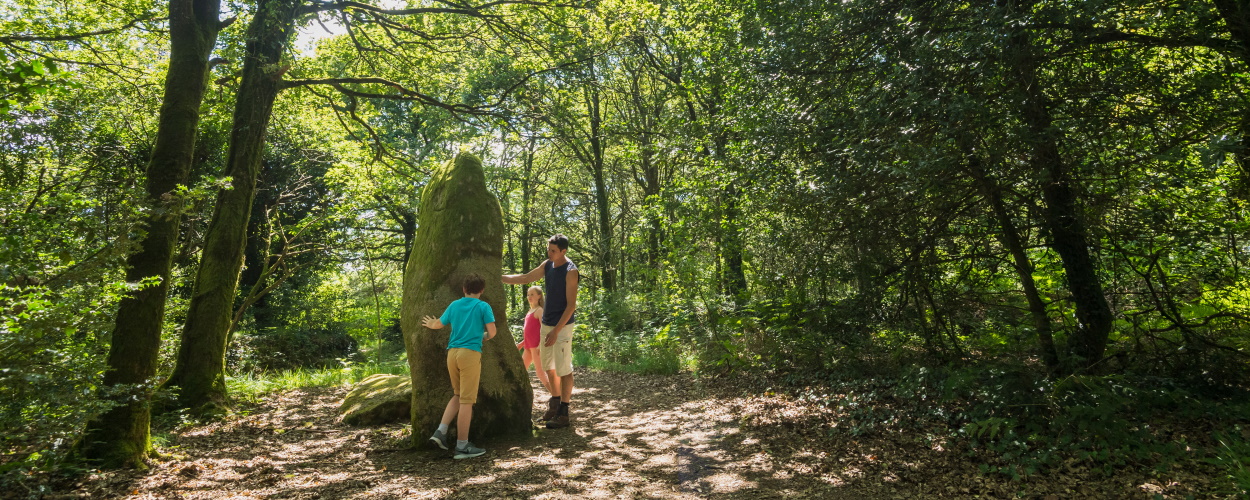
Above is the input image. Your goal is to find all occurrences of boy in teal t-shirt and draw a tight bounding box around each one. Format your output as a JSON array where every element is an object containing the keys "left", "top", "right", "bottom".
[{"left": 420, "top": 273, "right": 496, "bottom": 459}]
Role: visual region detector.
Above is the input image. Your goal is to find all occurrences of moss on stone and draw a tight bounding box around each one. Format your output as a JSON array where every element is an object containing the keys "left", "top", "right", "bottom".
[
  {"left": 340, "top": 374, "right": 412, "bottom": 426},
  {"left": 401, "top": 153, "right": 533, "bottom": 441}
]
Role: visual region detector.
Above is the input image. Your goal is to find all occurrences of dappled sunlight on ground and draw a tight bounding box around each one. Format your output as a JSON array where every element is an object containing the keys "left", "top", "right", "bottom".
[
  {"left": 57, "top": 370, "right": 830, "bottom": 498},
  {"left": 53, "top": 370, "right": 1220, "bottom": 498}
]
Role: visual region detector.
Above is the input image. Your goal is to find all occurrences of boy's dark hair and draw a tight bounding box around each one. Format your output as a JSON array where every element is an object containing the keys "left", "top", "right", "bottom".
[
  {"left": 462, "top": 273, "right": 486, "bottom": 295},
  {"left": 548, "top": 234, "right": 569, "bottom": 251}
]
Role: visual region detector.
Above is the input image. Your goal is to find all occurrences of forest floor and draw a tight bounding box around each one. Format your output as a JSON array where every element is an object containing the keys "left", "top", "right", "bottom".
[{"left": 42, "top": 369, "right": 1227, "bottom": 499}]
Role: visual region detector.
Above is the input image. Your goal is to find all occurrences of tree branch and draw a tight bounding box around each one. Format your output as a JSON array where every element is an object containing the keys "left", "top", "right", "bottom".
[
  {"left": 0, "top": 16, "right": 161, "bottom": 43},
  {"left": 1046, "top": 25, "right": 1241, "bottom": 55},
  {"left": 283, "top": 77, "right": 496, "bottom": 114},
  {"left": 300, "top": 0, "right": 564, "bottom": 17}
]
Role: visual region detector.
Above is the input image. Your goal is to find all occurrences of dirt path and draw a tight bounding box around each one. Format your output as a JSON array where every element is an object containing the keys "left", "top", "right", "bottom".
[{"left": 52, "top": 369, "right": 1216, "bottom": 499}]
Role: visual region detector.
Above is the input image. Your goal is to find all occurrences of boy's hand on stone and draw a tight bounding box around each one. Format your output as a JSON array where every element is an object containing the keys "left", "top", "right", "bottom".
[{"left": 421, "top": 315, "right": 441, "bottom": 329}]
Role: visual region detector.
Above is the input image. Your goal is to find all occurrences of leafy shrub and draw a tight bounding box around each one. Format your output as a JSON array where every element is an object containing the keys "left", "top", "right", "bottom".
[
  {"left": 381, "top": 317, "right": 402, "bottom": 343},
  {"left": 702, "top": 294, "right": 875, "bottom": 376},
  {"left": 572, "top": 347, "right": 682, "bottom": 376},
  {"left": 230, "top": 325, "right": 361, "bottom": 373},
  {"left": 0, "top": 283, "right": 123, "bottom": 491},
  {"left": 789, "top": 363, "right": 1244, "bottom": 480},
  {"left": 571, "top": 293, "right": 686, "bottom": 376},
  {"left": 909, "top": 366, "right": 1218, "bottom": 478},
  {"left": 575, "top": 295, "right": 664, "bottom": 367}
]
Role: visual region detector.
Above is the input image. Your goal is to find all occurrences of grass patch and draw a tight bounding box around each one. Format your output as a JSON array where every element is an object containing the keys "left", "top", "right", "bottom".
[
  {"left": 227, "top": 361, "right": 409, "bottom": 401},
  {"left": 573, "top": 348, "right": 682, "bottom": 375},
  {"left": 1213, "top": 428, "right": 1250, "bottom": 496}
]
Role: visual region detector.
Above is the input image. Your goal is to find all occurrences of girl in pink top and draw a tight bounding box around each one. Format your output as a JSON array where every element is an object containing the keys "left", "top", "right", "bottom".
[{"left": 517, "top": 286, "right": 553, "bottom": 395}]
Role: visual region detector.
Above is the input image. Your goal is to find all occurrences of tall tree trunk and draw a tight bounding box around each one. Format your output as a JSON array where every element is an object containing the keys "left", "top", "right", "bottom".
[
  {"left": 1003, "top": 0, "right": 1112, "bottom": 368},
  {"left": 165, "top": 0, "right": 299, "bottom": 412},
  {"left": 586, "top": 80, "right": 615, "bottom": 293},
  {"left": 721, "top": 184, "right": 747, "bottom": 298},
  {"left": 374, "top": 193, "right": 416, "bottom": 267},
  {"left": 521, "top": 136, "right": 535, "bottom": 274},
  {"left": 963, "top": 146, "right": 1061, "bottom": 372},
  {"left": 82, "top": 0, "right": 223, "bottom": 468},
  {"left": 698, "top": 81, "right": 746, "bottom": 300},
  {"left": 515, "top": 137, "right": 536, "bottom": 311},
  {"left": 399, "top": 209, "right": 416, "bottom": 265},
  {"left": 1213, "top": 0, "right": 1250, "bottom": 198},
  {"left": 236, "top": 158, "right": 311, "bottom": 333},
  {"left": 714, "top": 125, "right": 747, "bottom": 300},
  {"left": 639, "top": 124, "right": 662, "bottom": 269},
  {"left": 237, "top": 190, "right": 275, "bottom": 332},
  {"left": 625, "top": 63, "right": 664, "bottom": 270}
]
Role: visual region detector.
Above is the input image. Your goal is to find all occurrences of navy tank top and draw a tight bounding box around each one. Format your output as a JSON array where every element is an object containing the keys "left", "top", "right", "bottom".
[{"left": 543, "top": 259, "right": 577, "bottom": 326}]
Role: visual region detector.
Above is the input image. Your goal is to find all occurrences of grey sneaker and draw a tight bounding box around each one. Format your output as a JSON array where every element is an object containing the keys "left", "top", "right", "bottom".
[
  {"left": 428, "top": 430, "right": 450, "bottom": 450},
  {"left": 453, "top": 441, "right": 486, "bottom": 459}
]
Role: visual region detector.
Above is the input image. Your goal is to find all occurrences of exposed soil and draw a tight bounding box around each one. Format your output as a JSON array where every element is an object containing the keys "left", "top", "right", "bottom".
[{"left": 41, "top": 369, "right": 1227, "bottom": 499}]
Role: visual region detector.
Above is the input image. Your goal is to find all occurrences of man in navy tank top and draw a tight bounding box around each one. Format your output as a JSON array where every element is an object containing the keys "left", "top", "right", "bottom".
[{"left": 503, "top": 234, "right": 579, "bottom": 428}]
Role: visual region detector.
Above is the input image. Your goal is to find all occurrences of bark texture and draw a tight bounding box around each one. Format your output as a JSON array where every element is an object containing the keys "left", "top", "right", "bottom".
[
  {"left": 402, "top": 153, "right": 533, "bottom": 442},
  {"left": 586, "top": 81, "right": 616, "bottom": 293},
  {"left": 963, "top": 146, "right": 1060, "bottom": 372},
  {"left": 83, "top": 0, "right": 222, "bottom": 468},
  {"left": 1213, "top": 0, "right": 1250, "bottom": 198},
  {"left": 165, "top": 0, "right": 300, "bottom": 412},
  {"left": 1002, "top": 0, "right": 1112, "bottom": 368}
]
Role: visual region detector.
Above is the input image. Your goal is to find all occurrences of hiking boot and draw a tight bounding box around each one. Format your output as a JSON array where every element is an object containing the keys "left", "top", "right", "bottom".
[
  {"left": 428, "top": 430, "right": 450, "bottom": 450},
  {"left": 453, "top": 442, "right": 487, "bottom": 459},
  {"left": 541, "top": 396, "right": 560, "bottom": 422},
  {"left": 545, "top": 414, "right": 569, "bottom": 429}
]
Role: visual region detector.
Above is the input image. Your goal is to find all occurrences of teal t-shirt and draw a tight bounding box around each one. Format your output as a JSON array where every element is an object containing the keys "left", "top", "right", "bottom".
[{"left": 439, "top": 297, "right": 494, "bottom": 352}]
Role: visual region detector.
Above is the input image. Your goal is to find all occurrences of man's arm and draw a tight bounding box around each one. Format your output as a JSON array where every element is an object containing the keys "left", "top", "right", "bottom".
[
  {"left": 484, "top": 322, "right": 496, "bottom": 341},
  {"left": 544, "top": 270, "right": 578, "bottom": 347},
  {"left": 502, "top": 260, "right": 548, "bottom": 285}
]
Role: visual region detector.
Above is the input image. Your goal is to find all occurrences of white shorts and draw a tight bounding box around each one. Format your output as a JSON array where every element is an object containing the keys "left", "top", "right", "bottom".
[{"left": 537, "top": 323, "right": 574, "bottom": 377}]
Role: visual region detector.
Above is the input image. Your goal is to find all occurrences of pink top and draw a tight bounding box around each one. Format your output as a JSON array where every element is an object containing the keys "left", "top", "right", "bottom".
[{"left": 521, "top": 311, "right": 541, "bottom": 349}]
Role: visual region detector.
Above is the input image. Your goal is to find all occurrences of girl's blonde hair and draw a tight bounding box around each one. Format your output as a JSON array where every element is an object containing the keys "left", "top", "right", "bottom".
[{"left": 527, "top": 285, "right": 545, "bottom": 308}]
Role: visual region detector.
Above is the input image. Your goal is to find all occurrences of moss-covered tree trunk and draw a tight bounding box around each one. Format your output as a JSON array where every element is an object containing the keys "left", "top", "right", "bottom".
[
  {"left": 402, "top": 153, "right": 533, "bottom": 442},
  {"left": 82, "top": 0, "right": 223, "bottom": 468},
  {"left": 165, "top": 0, "right": 300, "bottom": 413},
  {"left": 586, "top": 80, "right": 616, "bottom": 293}
]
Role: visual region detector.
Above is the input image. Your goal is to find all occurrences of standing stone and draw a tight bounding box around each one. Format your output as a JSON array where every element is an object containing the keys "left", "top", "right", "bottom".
[{"left": 401, "top": 153, "right": 533, "bottom": 442}]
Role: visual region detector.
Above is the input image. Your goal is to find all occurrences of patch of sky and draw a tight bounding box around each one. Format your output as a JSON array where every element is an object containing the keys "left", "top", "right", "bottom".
[{"left": 294, "top": 0, "right": 408, "bottom": 57}]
